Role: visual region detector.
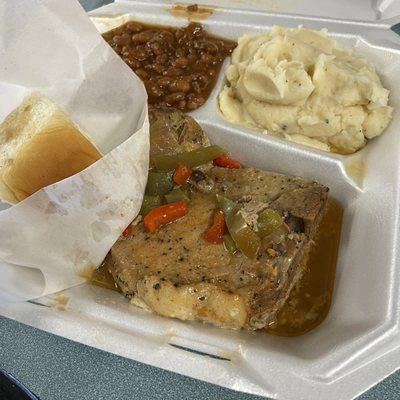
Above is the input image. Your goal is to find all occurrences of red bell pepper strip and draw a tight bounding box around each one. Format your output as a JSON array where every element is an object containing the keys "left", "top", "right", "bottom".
[
  {"left": 213, "top": 155, "right": 242, "bottom": 169},
  {"left": 144, "top": 200, "right": 188, "bottom": 233},
  {"left": 173, "top": 164, "right": 192, "bottom": 185},
  {"left": 203, "top": 210, "right": 226, "bottom": 244}
]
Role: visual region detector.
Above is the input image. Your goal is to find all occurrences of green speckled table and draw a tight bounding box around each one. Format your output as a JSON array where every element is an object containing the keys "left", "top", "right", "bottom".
[
  {"left": 0, "top": 1, "right": 399, "bottom": 399},
  {"left": 0, "top": 314, "right": 399, "bottom": 400}
]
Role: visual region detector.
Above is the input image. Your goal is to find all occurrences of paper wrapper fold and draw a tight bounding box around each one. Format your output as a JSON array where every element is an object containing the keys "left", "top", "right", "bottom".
[{"left": 0, "top": 0, "right": 149, "bottom": 301}]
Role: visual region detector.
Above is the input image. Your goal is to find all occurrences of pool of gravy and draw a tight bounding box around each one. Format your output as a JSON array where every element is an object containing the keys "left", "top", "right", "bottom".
[
  {"left": 265, "top": 199, "right": 343, "bottom": 336},
  {"left": 90, "top": 261, "right": 120, "bottom": 292},
  {"left": 90, "top": 199, "right": 343, "bottom": 337}
]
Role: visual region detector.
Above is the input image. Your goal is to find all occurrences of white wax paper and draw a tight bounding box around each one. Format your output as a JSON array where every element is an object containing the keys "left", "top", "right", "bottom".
[{"left": 0, "top": 0, "right": 149, "bottom": 301}]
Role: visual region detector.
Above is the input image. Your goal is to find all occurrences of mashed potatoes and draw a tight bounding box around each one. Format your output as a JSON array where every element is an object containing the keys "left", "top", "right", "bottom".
[{"left": 219, "top": 26, "right": 393, "bottom": 153}]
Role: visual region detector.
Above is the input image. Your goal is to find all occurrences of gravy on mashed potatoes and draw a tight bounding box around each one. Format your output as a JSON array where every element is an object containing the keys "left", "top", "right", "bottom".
[{"left": 219, "top": 26, "right": 393, "bottom": 154}]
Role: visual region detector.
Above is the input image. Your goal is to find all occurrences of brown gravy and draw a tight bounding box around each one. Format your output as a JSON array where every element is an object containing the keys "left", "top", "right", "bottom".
[
  {"left": 265, "top": 199, "right": 343, "bottom": 336},
  {"left": 90, "top": 260, "right": 120, "bottom": 292}
]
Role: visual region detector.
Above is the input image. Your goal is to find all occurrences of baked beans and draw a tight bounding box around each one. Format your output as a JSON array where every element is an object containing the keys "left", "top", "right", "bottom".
[{"left": 103, "top": 22, "right": 236, "bottom": 112}]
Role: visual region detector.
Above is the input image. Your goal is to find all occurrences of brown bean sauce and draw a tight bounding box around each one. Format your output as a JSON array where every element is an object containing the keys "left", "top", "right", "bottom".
[
  {"left": 168, "top": 4, "right": 214, "bottom": 21},
  {"left": 102, "top": 21, "right": 236, "bottom": 112}
]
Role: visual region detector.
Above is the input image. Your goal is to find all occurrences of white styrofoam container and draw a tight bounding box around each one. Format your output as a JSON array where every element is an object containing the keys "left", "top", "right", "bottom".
[
  {"left": 160, "top": 0, "right": 400, "bottom": 22},
  {"left": 1, "top": 1, "right": 400, "bottom": 399}
]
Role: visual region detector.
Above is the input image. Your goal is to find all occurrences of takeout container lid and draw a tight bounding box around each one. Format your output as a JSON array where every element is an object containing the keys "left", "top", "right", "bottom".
[
  {"left": 160, "top": 0, "right": 400, "bottom": 22},
  {"left": 1, "top": 1, "right": 400, "bottom": 400}
]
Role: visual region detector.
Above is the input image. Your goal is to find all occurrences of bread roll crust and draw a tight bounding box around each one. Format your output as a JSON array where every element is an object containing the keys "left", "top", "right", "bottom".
[{"left": 0, "top": 93, "right": 101, "bottom": 204}]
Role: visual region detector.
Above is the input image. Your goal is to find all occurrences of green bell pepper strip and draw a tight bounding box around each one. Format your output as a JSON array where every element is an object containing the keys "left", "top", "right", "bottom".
[
  {"left": 152, "top": 145, "right": 226, "bottom": 171},
  {"left": 164, "top": 187, "right": 191, "bottom": 203},
  {"left": 217, "top": 195, "right": 261, "bottom": 259},
  {"left": 257, "top": 208, "right": 283, "bottom": 238},
  {"left": 223, "top": 234, "right": 238, "bottom": 255},
  {"left": 145, "top": 171, "right": 174, "bottom": 196},
  {"left": 140, "top": 195, "right": 163, "bottom": 216},
  {"left": 215, "top": 194, "right": 238, "bottom": 215}
]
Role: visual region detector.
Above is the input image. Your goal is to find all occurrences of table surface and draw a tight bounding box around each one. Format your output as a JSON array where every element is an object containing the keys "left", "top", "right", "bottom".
[
  {"left": 1, "top": 1, "right": 399, "bottom": 399},
  {"left": 1, "top": 315, "right": 399, "bottom": 400}
]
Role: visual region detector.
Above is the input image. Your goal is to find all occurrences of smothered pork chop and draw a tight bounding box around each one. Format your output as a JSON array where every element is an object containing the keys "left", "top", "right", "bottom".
[{"left": 105, "top": 108, "right": 328, "bottom": 330}]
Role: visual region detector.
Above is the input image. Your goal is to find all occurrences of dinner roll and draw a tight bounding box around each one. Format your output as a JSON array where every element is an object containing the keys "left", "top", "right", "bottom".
[{"left": 0, "top": 93, "right": 102, "bottom": 204}]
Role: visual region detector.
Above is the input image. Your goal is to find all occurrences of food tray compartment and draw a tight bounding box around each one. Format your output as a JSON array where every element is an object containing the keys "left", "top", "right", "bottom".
[
  {"left": 1, "top": 2, "right": 400, "bottom": 400},
  {"left": 91, "top": 0, "right": 400, "bottom": 188}
]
